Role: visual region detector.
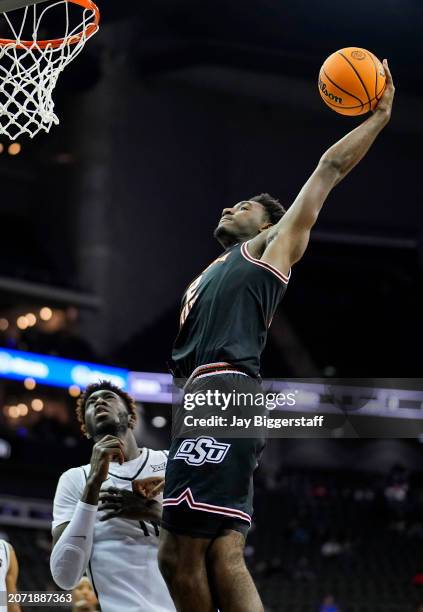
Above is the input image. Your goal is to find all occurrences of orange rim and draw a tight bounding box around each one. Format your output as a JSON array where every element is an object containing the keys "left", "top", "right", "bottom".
[{"left": 0, "top": 0, "right": 100, "bottom": 49}]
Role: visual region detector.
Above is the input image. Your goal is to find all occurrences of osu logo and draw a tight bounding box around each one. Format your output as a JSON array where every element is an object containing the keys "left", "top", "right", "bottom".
[{"left": 174, "top": 437, "right": 231, "bottom": 466}]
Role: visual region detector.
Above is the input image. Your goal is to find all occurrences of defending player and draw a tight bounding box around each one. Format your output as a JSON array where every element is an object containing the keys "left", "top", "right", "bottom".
[
  {"left": 0, "top": 540, "right": 20, "bottom": 612},
  {"left": 158, "top": 61, "right": 395, "bottom": 611},
  {"left": 50, "top": 381, "right": 175, "bottom": 612}
]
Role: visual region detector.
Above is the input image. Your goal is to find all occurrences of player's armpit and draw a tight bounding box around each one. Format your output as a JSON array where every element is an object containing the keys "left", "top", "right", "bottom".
[
  {"left": 243, "top": 228, "right": 270, "bottom": 259},
  {"left": 261, "top": 159, "right": 340, "bottom": 272},
  {"left": 261, "top": 225, "right": 310, "bottom": 276}
]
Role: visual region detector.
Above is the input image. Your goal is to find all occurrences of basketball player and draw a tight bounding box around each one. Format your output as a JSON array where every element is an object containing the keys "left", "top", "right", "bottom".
[
  {"left": 50, "top": 380, "right": 175, "bottom": 612},
  {"left": 158, "top": 61, "right": 395, "bottom": 612},
  {"left": 0, "top": 540, "right": 20, "bottom": 612}
]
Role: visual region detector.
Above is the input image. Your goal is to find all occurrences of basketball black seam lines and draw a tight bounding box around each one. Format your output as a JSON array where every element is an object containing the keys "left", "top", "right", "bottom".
[
  {"left": 322, "top": 68, "right": 364, "bottom": 108},
  {"left": 323, "top": 94, "right": 382, "bottom": 111},
  {"left": 338, "top": 51, "right": 372, "bottom": 112},
  {"left": 322, "top": 98, "right": 362, "bottom": 113}
]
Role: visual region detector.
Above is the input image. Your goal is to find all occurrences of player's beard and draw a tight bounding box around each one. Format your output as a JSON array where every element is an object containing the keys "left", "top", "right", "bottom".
[
  {"left": 213, "top": 223, "right": 239, "bottom": 248},
  {"left": 93, "top": 412, "right": 129, "bottom": 439}
]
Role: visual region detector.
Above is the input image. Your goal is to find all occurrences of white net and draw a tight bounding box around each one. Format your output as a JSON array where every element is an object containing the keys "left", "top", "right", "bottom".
[{"left": 0, "top": 0, "right": 99, "bottom": 139}]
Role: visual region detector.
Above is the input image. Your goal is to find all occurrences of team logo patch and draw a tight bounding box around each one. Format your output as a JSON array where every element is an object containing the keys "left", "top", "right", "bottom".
[
  {"left": 174, "top": 437, "right": 231, "bottom": 466},
  {"left": 150, "top": 462, "right": 166, "bottom": 472}
]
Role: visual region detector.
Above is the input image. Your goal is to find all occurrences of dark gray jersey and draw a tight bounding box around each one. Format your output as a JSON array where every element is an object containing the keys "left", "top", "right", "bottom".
[{"left": 171, "top": 240, "right": 290, "bottom": 378}]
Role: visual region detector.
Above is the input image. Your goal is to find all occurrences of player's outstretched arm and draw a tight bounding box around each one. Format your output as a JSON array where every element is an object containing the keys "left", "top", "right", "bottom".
[{"left": 261, "top": 60, "right": 395, "bottom": 276}]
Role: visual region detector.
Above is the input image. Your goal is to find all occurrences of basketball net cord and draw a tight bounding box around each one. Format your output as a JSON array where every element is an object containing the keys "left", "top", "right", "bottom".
[{"left": 0, "top": 1, "right": 98, "bottom": 139}]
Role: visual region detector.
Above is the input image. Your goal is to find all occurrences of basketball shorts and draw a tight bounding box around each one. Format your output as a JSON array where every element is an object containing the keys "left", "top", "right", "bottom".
[{"left": 162, "top": 371, "right": 266, "bottom": 539}]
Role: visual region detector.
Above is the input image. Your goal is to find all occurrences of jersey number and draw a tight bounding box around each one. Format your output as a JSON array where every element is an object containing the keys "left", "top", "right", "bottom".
[{"left": 180, "top": 275, "right": 203, "bottom": 327}]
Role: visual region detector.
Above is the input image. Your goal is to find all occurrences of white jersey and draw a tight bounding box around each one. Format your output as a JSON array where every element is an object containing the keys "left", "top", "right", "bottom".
[
  {"left": 52, "top": 448, "right": 175, "bottom": 612},
  {"left": 0, "top": 540, "right": 10, "bottom": 612}
]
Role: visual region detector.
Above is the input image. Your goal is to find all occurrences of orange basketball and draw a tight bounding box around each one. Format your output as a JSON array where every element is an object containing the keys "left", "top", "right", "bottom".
[{"left": 318, "top": 47, "right": 386, "bottom": 116}]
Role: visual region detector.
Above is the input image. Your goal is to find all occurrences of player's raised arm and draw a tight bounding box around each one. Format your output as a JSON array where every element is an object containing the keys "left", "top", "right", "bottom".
[{"left": 261, "top": 59, "right": 395, "bottom": 275}]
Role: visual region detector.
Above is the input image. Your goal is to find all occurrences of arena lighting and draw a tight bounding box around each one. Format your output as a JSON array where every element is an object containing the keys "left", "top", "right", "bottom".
[
  {"left": 17, "top": 403, "right": 28, "bottom": 416},
  {"left": 31, "top": 398, "right": 44, "bottom": 411},
  {"left": 25, "top": 313, "right": 37, "bottom": 326},
  {"left": 8, "top": 405, "right": 19, "bottom": 418},
  {"left": 0, "top": 349, "right": 422, "bottom": 422},
  {"left": 0, "top": 143, "right": 3, "bottom": 154},
  {"left": 129, "top": 371, "right": 174, "bottom": 404},
  {"left": 68, "top": 385, "right": 80, "bottom": 397},
  {"left": 0, "top": 318, "right": 8, "bottom": 331},
  {"left": 0, "top": 348, "right": 129, "bottom": 390},
  {"left": 39, "top": 307, "right": 53, "bottom": 321},
  {"left": 151, "top": 416, "right": 167, "bottom": 428},
  {"left": 387, "top": 396, "right": 399, "bottom": 411},
  {"left": 16, "top": 316, "right": 29, "bottom": 330},
  {"left": 8, "top": 142, "right": 21, "bottom": 155},
  {"left": 24, "top": 377, "right": 36, "bottom": 390}
]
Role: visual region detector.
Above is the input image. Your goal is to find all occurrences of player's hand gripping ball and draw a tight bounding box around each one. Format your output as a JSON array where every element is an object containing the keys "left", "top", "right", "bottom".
[{"left": 318, "top": 47, "right": 386, "bottom": 116}]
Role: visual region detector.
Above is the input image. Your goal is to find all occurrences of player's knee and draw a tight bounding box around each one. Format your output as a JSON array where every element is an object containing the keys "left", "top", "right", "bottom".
[
  {"left": 158, "top": 546, "right": 204, "bottom": 595},
  {"left": 210, "top": 548, "right": 245, "bottom": 573},
  {"left": 158, "top": 540, "right": 202, "bottom": 582},
  {"left": 173, "top": 569, "right": 202, "bottom": 595}
]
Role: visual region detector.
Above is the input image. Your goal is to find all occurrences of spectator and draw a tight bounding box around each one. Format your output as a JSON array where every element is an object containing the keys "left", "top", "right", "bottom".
[{"left": 72, "top": 576, "right": 99, "bottom": 612}]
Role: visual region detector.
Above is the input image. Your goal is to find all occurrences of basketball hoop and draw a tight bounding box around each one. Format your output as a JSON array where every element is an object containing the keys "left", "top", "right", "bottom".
[{"left": 0, "top": 0, "right": 100, "bottom": 139}]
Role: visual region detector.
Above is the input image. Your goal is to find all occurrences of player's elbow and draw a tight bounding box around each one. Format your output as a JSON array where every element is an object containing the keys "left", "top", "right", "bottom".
[
  {"left": 318, "top": 156, "right": 343, "bottom": 183},
  {"left": 50, "top": 544, "right": 86, "bottom": 591},
  {"left": 51, "top": 573, "right": 78, "bottom": 591}
]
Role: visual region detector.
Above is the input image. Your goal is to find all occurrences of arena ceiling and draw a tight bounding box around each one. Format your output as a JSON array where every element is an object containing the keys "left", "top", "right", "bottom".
[{"left": 100, "top": 0, "right": 423, "bottom": 95}]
